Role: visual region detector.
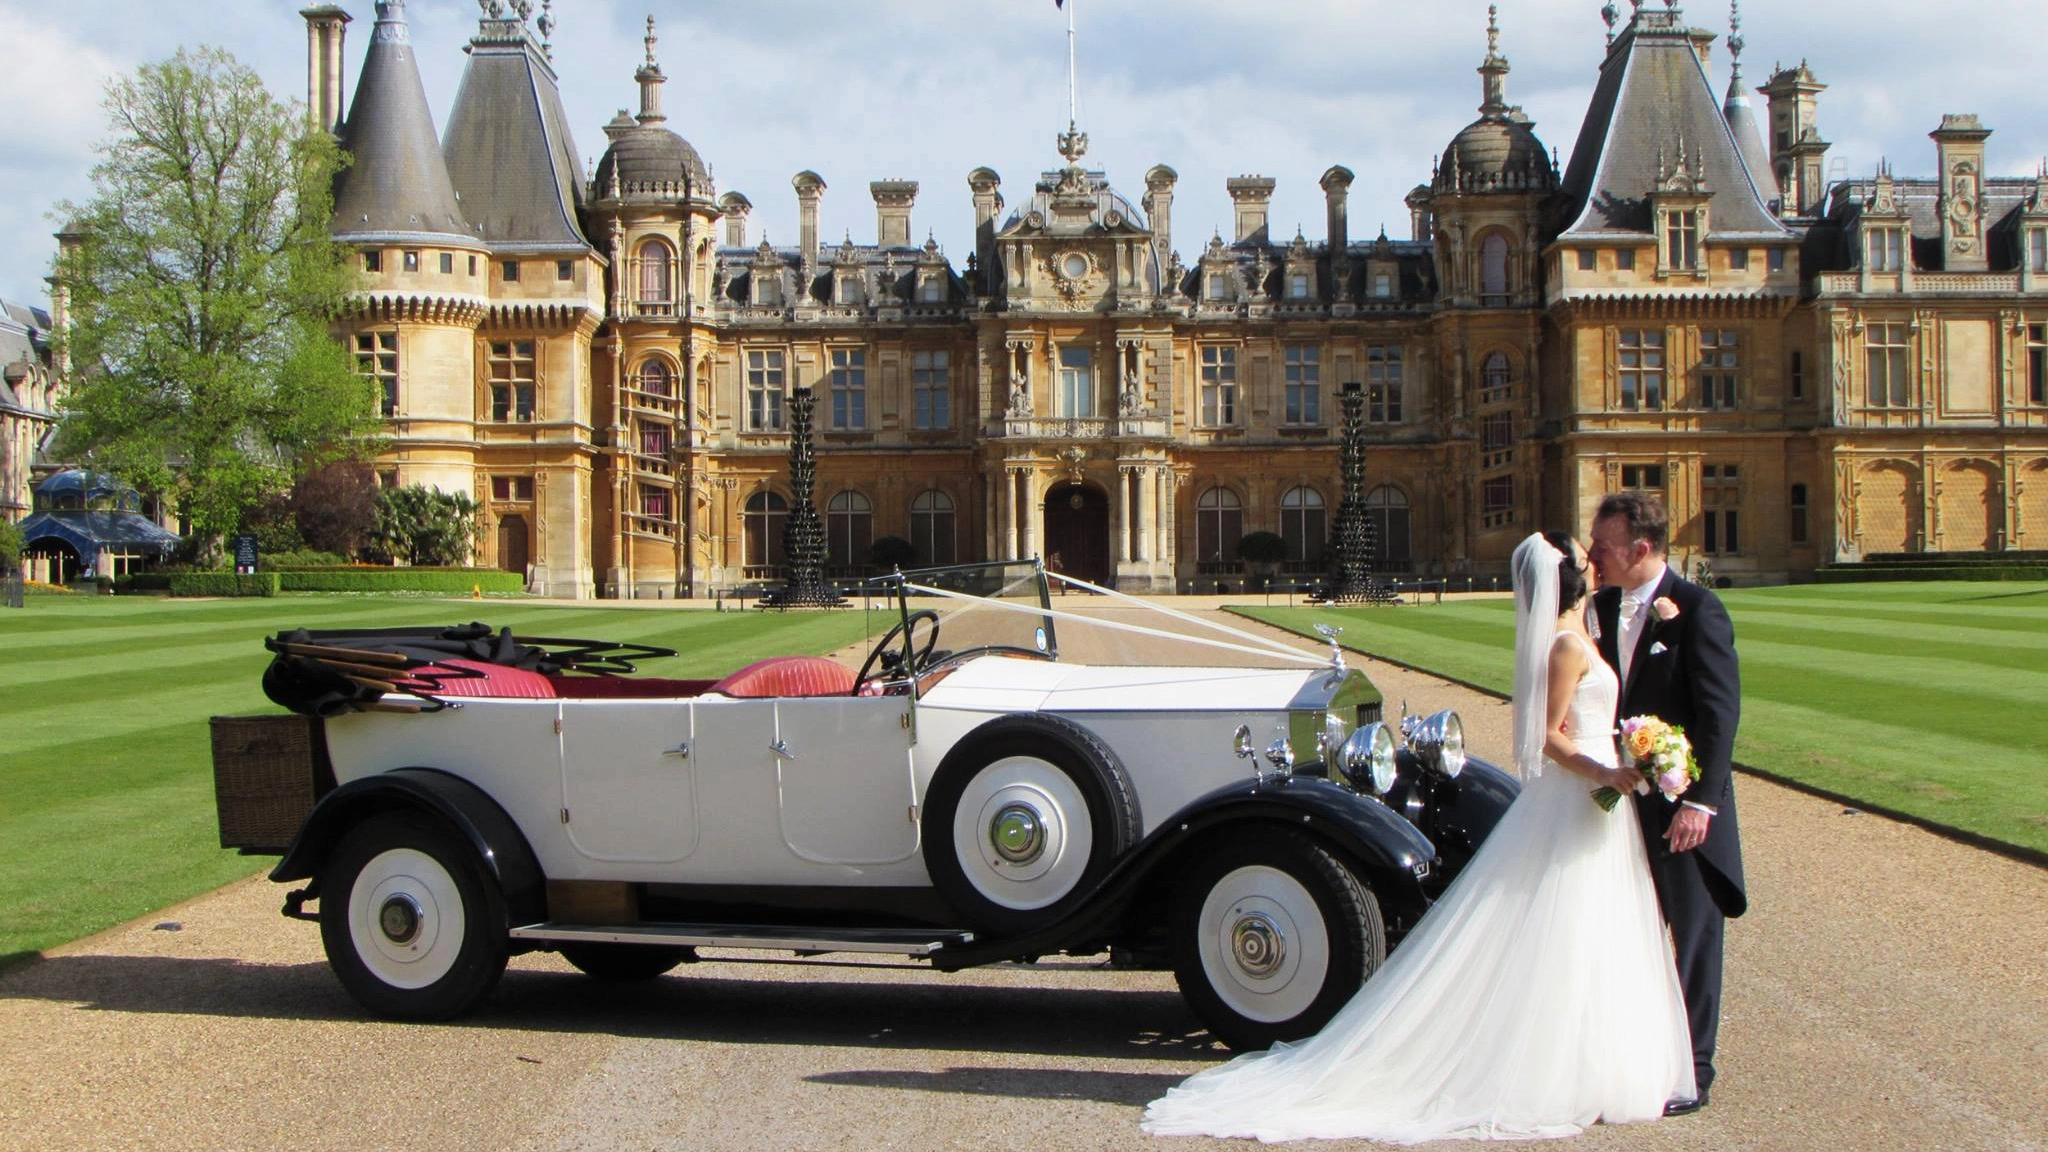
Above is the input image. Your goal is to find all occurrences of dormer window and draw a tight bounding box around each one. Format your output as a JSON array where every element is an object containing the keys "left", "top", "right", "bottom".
[
  {"left": 917, "top": 274, "right": 944, "bottom": 303},
  {"left": 838, "top": 276, "right": 863, "bottom": 306},
  {"left": 752, "top": 273, "right": 781, "bottom": 307},
  {"left": 1206, "top": 274, "right": 1230, "bottom": 302},
  {"left": 1373, "top": 273, "right": 1393, "bottom": 298},
  {"left": 1287, "top": 273, "right": 1311, "bottom": 300},
  {"left": 2030, "top": 229, "right": 2047, "bottom": 273},
  {"left": 1663, "top": 210, "right": 1699, "bottom": 271},
  {"left": 1868, "top": 228, "right": 1905, "bottom": 273}
]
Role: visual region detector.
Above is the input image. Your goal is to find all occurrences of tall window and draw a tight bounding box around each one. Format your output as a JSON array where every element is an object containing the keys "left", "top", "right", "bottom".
[
  {"left": 1868, "top": 228, "right": 1904, "bottom": 272},
  {"left": 1619, "top": 329, "right": 1664, "bottom": 411},
  {"left": 1279, "top": 487, "right": 1326, "bottom": 564},
  {"left": 638, "top": 239, "right": 674, "bottom": 304},
  {"left": 639, "top": 486, "right": 669, "bottom": 520},
  {"left": 1699, "top": 329, "right": 1740, "bottom": 409},
  {"left": 2029, "top": 324, "right": 2046, "bottom": 406},
  {"left": 2032, "top": 230, "right": 2048, "bottom": 274},
  {"left": 1283, "top": 344, "right": 1321, "bottom": 425},
  {"left": 1373, "top": 272, "right": 1394, "bottom": 298},
  {"left": 636, "top": 359, "right": 673, "bottom": 398},
  {"left": 1664, "top": 209, "right": 1699, "bottom": 270},
  {"left": 743, "top": 492, "right": 788, "bottom": 568},
  {"left": 1702, "top": 464, "right": 1741, "bottom": 555},
  {"left": 1200, "top": 346, "right": 1238, "bottom": 426},
  {"left": 1481, "top": 412, "right": 1514, "bottom": 470},
  {"left": 1791, "top": 350, "right": 1805, "bottom": 400},
  {"left": 639, "top": 423, "right": 670, "bottom": 457},
  {"left": 1480, "top": 352, "right": 1513, "bottom": 405},
  {"left": 1195, "top": 487, "right": 1243, "bottom": 565},
  {"left": 488, "top": 339, "right": 536, "bottom": 422},
  {"left": 826, "top": 491, "right": 873, "bottom": 569},
  {"left": 1789, "top": 483, "right": 1810, "bottom": 545},
  {"left": 829, "top": 348, "right": 867, "bottom": 430},
  {"left": 1481, "top": 476, "right": 1515, "bottom": 528},
  {"left": 913, "top": 350, "right": 951, "bottom": 429},
  {"left": 837, "top": 275, "right": 863, "bottom": 306},
  {"left": 1621, "top": 464, "right": 1666, "bottom": 491},
  {"left": 917, "top": 273, "right": 945, "bottom": 303},
  {"left": 746, "top": 349, "right": 785, "bottom": 431},
  {"left": 1058, "top": 346, "right": 1094, "bottom": 418},
  {"left": 1287, "top": 272, "right": 1311, "bottom": 299},
  {"left": 355, "top": 331, "right": 398, "bottom": 417},
  {"left": 910, "top": 490, "right": 956, "bottom": 566},
  {"left": 1866, "top": 321, "right": 1910, "bottom": 407},
  {"left": 1480, "top": 233, "right": 1511, "bottom": 297},
  {"left": 1365, "top": 485, "right": 1411, "bottom": 564},
  {"left": 1367, "top": 346, "right": 1403, "bottom": 423},
  {"left": 1206, "top": 272, "right": 1230, "bottom": 301}
]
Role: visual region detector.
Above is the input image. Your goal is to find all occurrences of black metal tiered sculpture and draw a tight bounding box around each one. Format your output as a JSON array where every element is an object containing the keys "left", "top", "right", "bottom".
[
  {"left": 760, "top": 386, "right": 846, "bottom": 608},
  {"left": 1315, "top": 381, "right": 1397, "bottom": 605}
]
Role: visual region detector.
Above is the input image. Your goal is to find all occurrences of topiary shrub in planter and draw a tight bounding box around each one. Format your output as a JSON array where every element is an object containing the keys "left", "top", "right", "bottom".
[
  {"left": 1236, "top": 531, "right": 1286, "bottom": 590},
  {"left": 869, "top": 535, "right": 917, "bottom": 571}
]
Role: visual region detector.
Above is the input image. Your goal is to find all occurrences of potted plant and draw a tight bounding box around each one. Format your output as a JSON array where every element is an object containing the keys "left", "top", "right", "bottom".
[{"left": 1237, "top": 530, "right": 1287, "bottom": 591}]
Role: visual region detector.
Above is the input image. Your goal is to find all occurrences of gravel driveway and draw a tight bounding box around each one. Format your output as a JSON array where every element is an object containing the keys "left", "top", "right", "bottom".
[{"left": 2, "top": 607, "right": 2042, "bottom": 1150}]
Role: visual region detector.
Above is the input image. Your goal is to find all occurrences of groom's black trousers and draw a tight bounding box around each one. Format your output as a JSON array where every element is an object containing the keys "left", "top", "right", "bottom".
[{"left": 1648, "top": 844, "right": 1724, "bottom": 1095}]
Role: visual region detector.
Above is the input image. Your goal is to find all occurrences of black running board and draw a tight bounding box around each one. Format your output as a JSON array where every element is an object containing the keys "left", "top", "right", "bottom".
[{"left": 510, "top": 921, "right": 973, "bottom": 957}]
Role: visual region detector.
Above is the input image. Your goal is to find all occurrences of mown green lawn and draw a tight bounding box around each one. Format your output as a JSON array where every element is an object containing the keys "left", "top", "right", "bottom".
[
  {"left": 0, "top": 595, "right": 884, "bottom": 966},
  {"left": 1235, "top": 583, "right": 2048, "bottom": 857}
]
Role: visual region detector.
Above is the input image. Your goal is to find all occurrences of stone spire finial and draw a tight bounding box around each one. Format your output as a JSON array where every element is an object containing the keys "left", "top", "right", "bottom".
[
  {"left": 1727, "top": 0, "right": 1745, "bottom": 80},
  {"left": 538, "top": 0, "right": 555, "bottom": 58},
  {"left": 1479, "top": 4, "right": 1511, "bottom": 116},
  {"left": 636, "top": 15, "right": 666, "bottom": 125},
  {"left": 644, "top": 14, "right": 657, "bottom": 68},
  {"left": 1487, "top": 5, "right": 1500, "bottom": 55}
]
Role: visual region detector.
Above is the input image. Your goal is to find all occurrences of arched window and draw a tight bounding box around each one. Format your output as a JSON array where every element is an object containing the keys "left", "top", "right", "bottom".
[
  {"left": 637, "top": 358, "right": 673, "bottom": 398},
  {"left": 826, "top": 490, "right": 874, "bottom": 570},
  {"left": 743, "top": 491, "right": 788, "bottom": 570},
  {"left": 1480, "top": 233, "right": 1511, "bottom": 297},
  {"left": 638, "top": 239, "right": 674, "bottom": 303},
  {"left": 1481, "top": 352, "right": 1513, "bottom": 404},
  {"left": 1365, "top": 486, "right": 1412, "bottom": 566},
  {"left": 1195, "top": 487, "right": 1244, "bottom": 567},
  {"left": 910, "top": 490, "right": 956, "bottom": 567},
  {"left": 1279, "top": 487, "right": 1326, "bottom": 565}
]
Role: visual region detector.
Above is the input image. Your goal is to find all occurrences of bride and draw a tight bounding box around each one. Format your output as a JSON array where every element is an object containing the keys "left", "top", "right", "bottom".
[{"left": 1143, "top": 532, "right": 1695, "bottom": 1143}]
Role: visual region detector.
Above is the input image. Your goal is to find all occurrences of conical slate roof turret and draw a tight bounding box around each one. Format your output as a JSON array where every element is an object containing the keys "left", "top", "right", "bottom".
[
  {"left": 1720, "top": 1, "right": 1782, "bottom": 211},
  {"left": 330, "top": 0, "right": 477, "bottom": 246},
  {"left": 442, "top": 2, "right": 590, "bottom": 249}
]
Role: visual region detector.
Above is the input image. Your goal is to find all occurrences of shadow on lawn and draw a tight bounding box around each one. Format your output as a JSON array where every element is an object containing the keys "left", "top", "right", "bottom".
[
  {"left": 1952, "top": 588, "right": 2048, "bottom": 604},
  {"left": 0, "top": 952, "right": 1224, "bottom": 1063}
]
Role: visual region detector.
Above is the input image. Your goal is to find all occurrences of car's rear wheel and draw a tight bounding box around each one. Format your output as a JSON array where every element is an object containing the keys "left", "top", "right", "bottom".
[
  {"left": 1170, "top": 828, "right": 1384, "bottom": 1052},
  {"left": 319, "top": 811, "right": 509, "bottom": 1020},
  {"left": 559, "top": 943, "right": 695, "bottom": 982},
  {"left": 921, "top": 714, "right": 1138, "bottom": 935}
]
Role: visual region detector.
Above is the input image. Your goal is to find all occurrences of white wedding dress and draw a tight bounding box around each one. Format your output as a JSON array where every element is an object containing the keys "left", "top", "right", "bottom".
[{"left": 1143, "top": 634, "right": 1694, "bottom": 1143}]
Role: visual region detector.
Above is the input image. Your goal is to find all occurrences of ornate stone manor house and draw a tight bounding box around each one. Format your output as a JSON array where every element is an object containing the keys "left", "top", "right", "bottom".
[{"left": 301, "top": 0, "right": 2048, "bottom": 598}]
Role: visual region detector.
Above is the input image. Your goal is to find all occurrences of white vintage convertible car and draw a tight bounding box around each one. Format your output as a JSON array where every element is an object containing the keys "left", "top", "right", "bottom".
[{"left": 213, "top": 561, "right": 1517, "bottom": 1050}]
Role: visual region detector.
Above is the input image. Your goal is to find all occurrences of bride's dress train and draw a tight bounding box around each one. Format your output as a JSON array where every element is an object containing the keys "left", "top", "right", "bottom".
[{"left": 1143, "top": 638, "right": 1693, "bottom": 1143}]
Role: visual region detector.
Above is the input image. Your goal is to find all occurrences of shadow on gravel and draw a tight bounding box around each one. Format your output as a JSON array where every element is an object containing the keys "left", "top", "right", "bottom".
[
  {"left": 807, "top": 1066, "right": 1189, "bottom": 1105},
  {"left": 0, "top": 953, "right": 1227, "bottom": 1063}
]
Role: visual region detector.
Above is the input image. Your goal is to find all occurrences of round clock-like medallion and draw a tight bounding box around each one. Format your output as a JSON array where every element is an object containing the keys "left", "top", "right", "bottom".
[{"left": 1060, "top": 252, "right": 1090, "bottom": 280}]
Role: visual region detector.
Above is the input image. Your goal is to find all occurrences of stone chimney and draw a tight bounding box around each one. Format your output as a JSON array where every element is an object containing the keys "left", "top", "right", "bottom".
[
  {"left": 871, "top": 180, "right": 918, "bottom": 249},
  {"left": 1405, "top": 185, "right": 1434, "bottom": 242},
  {"left": 793, "top": 171, "right": 826, "bottom": 267},
  {"left": 719, "top": 192, "right": 752, "bottom": 249},
  {"left": 1227, "top": 176, "right": 1277, "bottom": 245},
  {"left": 1759, "top": 62, "right": 1830, "bottom": 217},
  {"left": 968, "top": 167, "right": 1002, "bottom": 282},
  {"left": 1932, "top": 114, "right": 1993, "bottom": 272},
  {"left": 1144, "top": 164, "right": 1179, "bottom": 266},
  {"left": 301, "top": 5, "right": 352, "bottom": 134},
  {"left": 1320, "top": 166, "right": 1354, "bottom": 255}
]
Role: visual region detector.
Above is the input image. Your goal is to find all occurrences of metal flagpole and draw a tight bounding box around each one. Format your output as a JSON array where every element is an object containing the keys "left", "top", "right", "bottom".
[{"left": 1066, "top": 0, "right": 1078, "bottom": 131}]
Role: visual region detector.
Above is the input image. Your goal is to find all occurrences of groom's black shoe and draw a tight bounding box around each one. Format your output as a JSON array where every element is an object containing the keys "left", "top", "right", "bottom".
[{"left": 1663, "top": 1091, "right": 1707, "bottom": 1117}]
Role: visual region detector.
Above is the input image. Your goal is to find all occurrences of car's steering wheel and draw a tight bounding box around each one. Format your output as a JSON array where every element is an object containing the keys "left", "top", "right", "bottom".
[{"left": 852, "top": 609, "right": 942, "bottom": 694}]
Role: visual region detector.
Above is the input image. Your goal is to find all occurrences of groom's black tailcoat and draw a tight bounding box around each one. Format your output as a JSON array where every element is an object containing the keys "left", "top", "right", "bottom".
[{"left": 1594, "top": 569, "right": 1745, "bottom": 1093}]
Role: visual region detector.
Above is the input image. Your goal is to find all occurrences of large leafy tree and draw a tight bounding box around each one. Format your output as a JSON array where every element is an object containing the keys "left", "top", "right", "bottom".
[{"left": 52, "top": 47, "right": 379, "bottom": 553}]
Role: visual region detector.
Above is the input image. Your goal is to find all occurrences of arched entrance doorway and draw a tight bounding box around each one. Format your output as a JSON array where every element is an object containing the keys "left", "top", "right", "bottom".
[
  {"left": 497, "top": 514, "right": 531, "bottom": 578},
  {"left": 1042, "top": 482, "right": 1110, "bottom": 587}
]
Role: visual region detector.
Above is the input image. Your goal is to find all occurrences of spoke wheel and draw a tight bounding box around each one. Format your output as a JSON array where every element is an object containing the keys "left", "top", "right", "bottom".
[
  {"left": 320, "top": 812, "right": 508, "bottom": 1020},
  {"left": 1171, "top": 829, "right": 1383, "bottom": 1052}
]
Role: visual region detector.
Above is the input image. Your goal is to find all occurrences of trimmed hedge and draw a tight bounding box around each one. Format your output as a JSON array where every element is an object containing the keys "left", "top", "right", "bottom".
[
  {"left": 115, "top": 572, "right": 175, "bottom": 592},
  {"left": 1815, "top": 565, "right": 2048, "bottom": 583},
  {"left": 277, "top": 569, "right": 525, "bottom": 594},
  {"left": 169, "top": 572, "right": 280, "bottom": 597}
]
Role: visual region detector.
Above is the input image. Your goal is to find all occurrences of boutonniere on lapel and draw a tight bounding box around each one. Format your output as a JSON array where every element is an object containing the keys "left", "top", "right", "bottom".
[{"left": 1646, "top": 596, "right": 1680, "bottom": 654}]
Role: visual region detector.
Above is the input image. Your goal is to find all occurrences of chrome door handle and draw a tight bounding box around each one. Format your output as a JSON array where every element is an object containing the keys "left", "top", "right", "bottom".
[
  {"left": 663, "top": 742, "right": 690, "bottom": 758},
  {"left": 770, "top": 739, "right": 794, "bottom": 760}
]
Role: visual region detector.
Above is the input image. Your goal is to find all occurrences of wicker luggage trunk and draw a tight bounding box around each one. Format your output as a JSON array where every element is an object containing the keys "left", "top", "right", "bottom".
[{"left": 210, "top": 714, "right": 328, "bottom": 853}]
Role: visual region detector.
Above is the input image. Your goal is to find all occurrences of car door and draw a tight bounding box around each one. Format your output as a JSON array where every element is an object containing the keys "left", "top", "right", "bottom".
[
  {"left": 769, "top": 696, "right": 920, "bottom": 866},
  {"left": 557, "top": 699, "right": 699, "bottom": 865}
]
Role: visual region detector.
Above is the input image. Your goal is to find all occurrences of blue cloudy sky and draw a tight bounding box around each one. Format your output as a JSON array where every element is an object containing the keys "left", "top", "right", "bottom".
[{"left": 0, "top": 0, "right": 2042, "bottom": 306}]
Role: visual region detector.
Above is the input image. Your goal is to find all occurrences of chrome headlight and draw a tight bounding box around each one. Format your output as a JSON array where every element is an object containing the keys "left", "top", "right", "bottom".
[
  {"left": 1338, "top": 722, "right": 1398, "bottom": 795},
  {"left": 1407, "top": 709, "right": 1466, "bottom": 778}
]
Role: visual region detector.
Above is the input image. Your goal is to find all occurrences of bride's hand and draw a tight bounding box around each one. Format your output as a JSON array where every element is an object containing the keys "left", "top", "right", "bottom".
[{"left": 1602, "top": 766, "right": 1638, "bottom": 794}]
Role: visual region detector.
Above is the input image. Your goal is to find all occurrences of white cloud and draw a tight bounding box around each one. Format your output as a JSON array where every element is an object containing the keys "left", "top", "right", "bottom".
[{"left": 1, "top": 0, "right": 2042, "bottom": 305}]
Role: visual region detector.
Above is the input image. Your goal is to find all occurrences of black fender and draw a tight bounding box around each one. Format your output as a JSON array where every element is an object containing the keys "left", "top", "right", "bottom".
[
  {"left": 1387, "top": 755, "right": 1518, "bottom": 884},
  {"left": 270, "top": 767, "right": 547, "bottom": 925},
  {"left": 931, "top": 773, "right": 1435, "bottom": 971}
]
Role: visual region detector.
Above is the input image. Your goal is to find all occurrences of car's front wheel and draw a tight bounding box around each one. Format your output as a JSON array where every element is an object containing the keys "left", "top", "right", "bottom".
[
  {"left": 319, "top": 811, "right": 509, "bottom": 1020},
  {"left": 1170, "top": 828, "right": 1385, "bottom": 1052}
]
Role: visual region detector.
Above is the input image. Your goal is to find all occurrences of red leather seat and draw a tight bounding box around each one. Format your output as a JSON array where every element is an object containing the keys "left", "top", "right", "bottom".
[
  {"left": 707, "top": 656, "right": 856, "bottom": 698},
  {"left": 418, "top": 658, "right": 559, "bottom": 699}
]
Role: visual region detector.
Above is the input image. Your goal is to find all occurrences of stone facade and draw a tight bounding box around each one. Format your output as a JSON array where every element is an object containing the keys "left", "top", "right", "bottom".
[
  {"left": 0, "top": 296, "right": 58, "bottom": 533},
  {"left": 297, "top": 1, "right": 2047, "bottom": 597}
]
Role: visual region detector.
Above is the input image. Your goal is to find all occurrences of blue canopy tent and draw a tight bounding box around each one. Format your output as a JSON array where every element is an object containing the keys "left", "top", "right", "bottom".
[{"left": 17, "top": 470, "right": 180, "bottom": 582}]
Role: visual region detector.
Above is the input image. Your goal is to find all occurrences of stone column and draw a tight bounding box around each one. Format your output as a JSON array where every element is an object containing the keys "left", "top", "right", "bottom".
[
  {"left": 1021, "top": 470, "right": 1040, "bottom": 561},
  {"left": 1001, "top": 467, "right": 1020, "bottom": 560},
  {"left": 1137, "top": 465, "right": 1157, "bottom": 562},
  {"left": 1115, "top": 466, "right": 1133, "bottom": 563}
]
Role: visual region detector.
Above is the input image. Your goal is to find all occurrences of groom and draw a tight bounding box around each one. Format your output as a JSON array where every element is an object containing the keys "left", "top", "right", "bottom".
[{"left": 1588, "top": 492, "right": 1746, "bottom": 1115}]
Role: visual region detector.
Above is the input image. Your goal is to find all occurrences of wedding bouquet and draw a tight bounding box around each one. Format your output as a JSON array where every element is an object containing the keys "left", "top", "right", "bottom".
[{"left": 1592, "top": 715, "right": 1700, "bottom": 812}]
